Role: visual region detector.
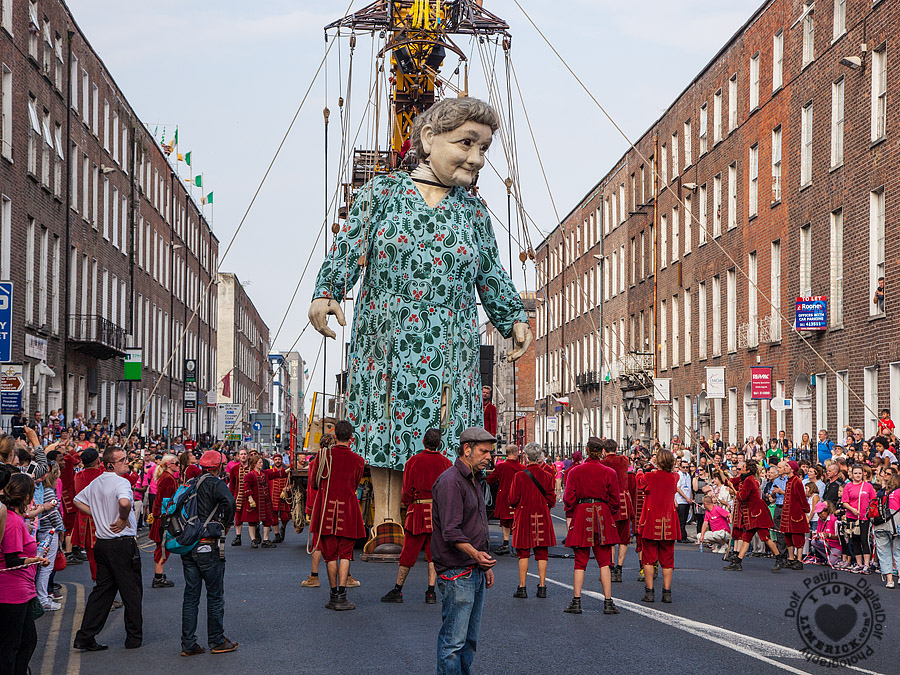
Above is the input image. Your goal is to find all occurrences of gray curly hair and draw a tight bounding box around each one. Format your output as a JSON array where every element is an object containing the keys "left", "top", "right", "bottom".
[
  {"left": 523, "top": 442, "right": 543, "bottom": 463},
  {"left": 410, "top": 97, "right": 500, "bottom": 159}
]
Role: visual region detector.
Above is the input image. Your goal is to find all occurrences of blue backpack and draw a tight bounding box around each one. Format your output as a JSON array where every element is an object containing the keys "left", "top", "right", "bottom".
[{"left": 164, "top": 474, "right": 217, "bottom": 555}]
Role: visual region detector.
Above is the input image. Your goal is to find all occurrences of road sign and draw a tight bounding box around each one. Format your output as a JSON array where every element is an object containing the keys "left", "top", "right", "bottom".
[
  {"left": 546, "top": 416, "right": 558, "bottom": 432},
  {"left": 184, "top": 390, "right": 197, "bottom": 413},
  {"left": 0, "top": 282, "right": 12, "bottom": 362},
  {"left": 252, "top": 421, "right": 262, "bottom": 431},
  {"left": 243, "top": 435, "right": 252, "bottom": 443},
  {"left": 217, "top": 403, "right": 242, "bottom": 441},
  {"left": 1, "top": 364, "right": 24, "bottom": 414}
]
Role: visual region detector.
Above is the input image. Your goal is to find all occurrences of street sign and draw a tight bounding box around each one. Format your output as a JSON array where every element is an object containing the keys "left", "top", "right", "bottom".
[
  {"left": 124, "top": 349, "right": 142, "bottom": 381},
  {"left": 206, "top": 390, "right": 217, "bottom": 406},
  {"left": 546, "top": 416, "right": 558, "bottom": 432},
  {"left": 252, "top": 421, "right": 262, "bottom": 431},
  {"left": 243, "top": 435, "right": 252, "bottom": 443},
  {"left": 770, "top": 398, "right": 793, "bottom": 411},
  {"left": 217, "top": 403, "right": 242, "bottom": 441},
  {"left": 184, "top": 359, "right": 197, "bottom": 383},
  {"left": 1, "top": 364, "right": 23, "bottom": 414},
  {"left": 184, "top": 390, "right": 197, "bottom": 413},
  {"left": 0, "top": 282, "right": 12, "bottom": 362}
]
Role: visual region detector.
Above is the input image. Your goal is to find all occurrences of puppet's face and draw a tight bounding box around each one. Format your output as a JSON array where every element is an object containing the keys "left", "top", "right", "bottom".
[{"left": 421, "top": 120, "right": 493, "bottom": 187}]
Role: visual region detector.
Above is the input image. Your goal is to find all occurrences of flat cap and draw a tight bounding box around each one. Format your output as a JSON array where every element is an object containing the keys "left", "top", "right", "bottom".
[{"left": 459, "top": 427, "right": 496, "bottom": 445}]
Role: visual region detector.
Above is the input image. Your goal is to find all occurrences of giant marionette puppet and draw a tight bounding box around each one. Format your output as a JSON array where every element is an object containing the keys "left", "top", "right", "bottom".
[{"left": 309, "top": 96, "right": 533, "bottom": 528}]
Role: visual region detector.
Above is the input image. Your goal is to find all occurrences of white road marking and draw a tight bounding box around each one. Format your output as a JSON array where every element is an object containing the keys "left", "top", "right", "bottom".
[
  {"left": 67, "top": 582, "right": 85, "bottom": 675},
  {"left": 532, "top": 574, "right": 885, "bottom": 675},
  {"left": 550, "top": 514, "right": 567, "bottom": 522}
]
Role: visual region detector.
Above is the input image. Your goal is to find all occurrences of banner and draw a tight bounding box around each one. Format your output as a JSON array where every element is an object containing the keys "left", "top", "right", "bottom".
[
  {"left": 796, "top": 296, "right": 827, "bottom": 330},
  {"left": 124, "top": 349, "right": 142, "bottom": 381},
  {"left": 652, "top": 378, "right": 671, "bottom": 405},
  {"left": 751, "top": 367, "right": 773, "bottom": 399},
  {"left": 706, "top": 367, "right": 726, "bottom": 399},
  {"left": 184, "top": 390, "right": 197, "bottom": 413}
]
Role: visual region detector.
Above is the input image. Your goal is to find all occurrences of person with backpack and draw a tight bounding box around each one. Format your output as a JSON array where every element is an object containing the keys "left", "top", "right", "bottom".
[
  {"left": 180, "top": 451, "right": 238, "bottom": 656},
  {"left": 871, "top": 474, "right": 900, "bottom": 588}
]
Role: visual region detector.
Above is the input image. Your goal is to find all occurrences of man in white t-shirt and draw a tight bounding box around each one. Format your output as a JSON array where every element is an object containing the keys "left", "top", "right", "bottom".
[{"left": 73, "top": 446, "right": 143, "bottom": 652}]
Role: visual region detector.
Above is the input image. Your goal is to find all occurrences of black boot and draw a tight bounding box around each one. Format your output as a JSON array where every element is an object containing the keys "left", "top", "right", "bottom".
[
  {"left": 789, "top": 558, "right": 803, "bottom": 571},
  {"left": 495, "top": 542, "right": 510, "bottom": 556},
  {"left": 513, "top": 586, "right": 528, "bottom": 599},
  {"left": 661, "top": 588, "right": 672, "bottom": 603},
  {"left": 231, "top": 534, "right": 242, "bottom": 546},
  {"left": 771, "top": 556, "right": 785, "bottom": 573},
  {"left": 641, "top": 587, "right": 655, "bottom": 603},
  {"left": 723, "top": 559, "right": 743, "bottom": 571},
  {"left": 250, "top": 538, "right": 259, "bottom": 549},
  {"left": 603, "top": 598, "right": 620, "bottom": 614},
  {"left": 332, "top": 591, "right": 356, "bottom": 611},
  {"left": 425, "top": 588, "right": 437, "bottom": 604},
  {"left": 563, "top": 597, "right": 582, "bottom": 614},
  {"left": 325, "top": 591, "right": 338, "bottom": 610},
  {"left": 611, "top": 565, "right": 623, "bottom": 583},
  {"left": 381, "top": 588, "right": 403, "bottom": 603},
  {"left": 536, "top": 585, "right": 547, "bottom": 599}
]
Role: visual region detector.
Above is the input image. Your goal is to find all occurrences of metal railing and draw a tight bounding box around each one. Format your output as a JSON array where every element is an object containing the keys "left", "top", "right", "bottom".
[{"left": 67, "top": 314, "right": 128, "bottom": 353}]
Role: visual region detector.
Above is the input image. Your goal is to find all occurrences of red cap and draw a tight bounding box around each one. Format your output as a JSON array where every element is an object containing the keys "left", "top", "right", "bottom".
[{"left": 199, "top": 450, "right": 225, "bottom": 468}]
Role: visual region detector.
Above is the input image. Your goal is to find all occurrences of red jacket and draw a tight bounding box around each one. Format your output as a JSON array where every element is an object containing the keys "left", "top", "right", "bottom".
[
  {"left": 483, "top": 401, "right": 497, "bottom": 436},
  {"left": 309, "top": 444, "right": 365, "bottom": 539},
  {"left": 264, "top": 467, "right": 291, "bottom": 512},
  {"left": 241, "top": 470, "right": 275, "bottom": 524},
  {"left": 600, "top": 454, "right": 631, "bottom": 522},
  {"left": 563, "top": 459, "right": 620, "bottom": 547},
  {"left": 60, "top": 450, "right": 80, "bottom": 511},
  {"left": 779, "top": 474, "right": 810, "bottom": 534},
  {"left": 306, "top": 456, "right": 319, "bottom": 517},
  {"left": 228, "top": 463, "right": 250, "bottom": 510},
  {"left": 401, "top": 449, "right": 452, "bottom": 535},
  {"left": 486, "top": 459, "right": 525, "bottom": 520},
  {"left": 733, "top": 474, "right": 775, "bottom": 531},
  {"left": 73, "top": 466, "right": 104, "bottom": 548},
  {"left": 637, "top": 470, "right": 679, "bottom": 541},
  {"left": 149, "top": 471, "right": 177, "bottom": 544},
  {"left": 508, "top": 463, "right": 557, "bottom": 549}
]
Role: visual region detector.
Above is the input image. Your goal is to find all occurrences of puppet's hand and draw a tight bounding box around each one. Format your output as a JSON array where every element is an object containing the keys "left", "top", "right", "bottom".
[
  {"left": 309, "top": 299, "right": 346, "bottom": 339},
  {"left": 507, "top": 322, "right": 533, "bottom": 362}
]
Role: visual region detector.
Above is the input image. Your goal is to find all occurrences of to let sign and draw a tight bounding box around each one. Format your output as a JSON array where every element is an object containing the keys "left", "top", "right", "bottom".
[
  {"left": 796, "top": 296, "right": 827, "bottom": 331},
  {"left": 751, "top": 367, "right": 773, "bottom": 399}
]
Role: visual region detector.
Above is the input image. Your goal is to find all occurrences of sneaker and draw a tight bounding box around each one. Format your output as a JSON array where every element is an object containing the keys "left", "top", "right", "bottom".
[
  {"left": 210, "top": 639, "right": 239, "bottom": 654},
  {"left": 425, "top": 589, "right": 437, "bottom": 604},
  {"left": 50, "top": 593, "right": 64, "bottom": 602},
  {"left": 181, "top": 645, "right": 205, "bottom": 657},
  {"left": 152, "top": 576, "right": 175, "bottom": 589},
  {"left": 723, "top": 560, "right": 743, "bottom": 571},
  {"left": 494, "top": 543, "right": 510, "bottom": 556},
  {"left": 250, "top": 539, "right": 259, "bottom": 549},
  {"left": 513, "top": 586, "right": 528, "bottom": 599},
  {"left": 847, "top": 564, "right": 863, "bottom": 574},
  {"left": 301, "top": 575, "right": 320, "bottom": 588},
  {"left": 346, "top": 575, "right": 361, "bottom": 588},
  {"left": 331, "top": 592, "right": 356, "bottom": 611},
  {"left": 788, "top": 559, "right": 803, "bottom": 571},
  {"left": 65, "top": 552, "right": 83, "bottom": 565},
  {"left": 661, "top": 589, "right": 672, "bottom": 604},
  {"left": 381, "top": 588, "right": 403, "bottom": 603},
  {"left": 885, "top": 580, "right": 895, "bottom": 589},
  {"left": 231, "top": 535, "right": 242, "bottom": 546},
  {"left": 261, "top": 541, "right": 276, "bottom": 548},
  {"left": 860, "top": 564, "right": 873, "bottom": 575},
  {"left": 51, "top": 583, "right": 62, "bottom": 592},
  {"left": 42, "top": 600, "right": 62, "bottom": 611},
  {"left": 641, "top": 587, "right": 654, "bottom": 603},
  {"left": 603, "top": 598, "right": 620, "bottom": 615}
]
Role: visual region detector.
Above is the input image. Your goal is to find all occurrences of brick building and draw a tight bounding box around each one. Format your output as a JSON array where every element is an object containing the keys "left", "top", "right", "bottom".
[
  {"left": 216, "top": 272, "right": 270, "bottom": 437},
  {"left": 536, "top": 0, "right": 898, "bottom": 450},
  {"left": 0, "top": 0, "right": 218, "bottom": 436},
  {"left": 481, "top": 291, "right": 537, "bottom": 447}
]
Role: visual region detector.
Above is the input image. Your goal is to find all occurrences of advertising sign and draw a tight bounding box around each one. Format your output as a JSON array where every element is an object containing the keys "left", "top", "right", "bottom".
[
  {"left": 751, "top": 367, "right": 773, "bottom": 399},
  {"left": 184, "top": 359, "right": 197, "bottom": 383},
  {"left": 217, "top": 403, "right": 242, "bottom": 441},
  {"left": 0, "top": 364, "right": 23, "bottom": 414},
  {"left": 0, "top": 282, "right": 11, "bottom": 363},
  {"left": 124, "top": 349, "right": 142, "bottom": 381},
  {"left": 546, "top": 416, "right": 558, "bottom": 432},
  {"left": 652, "top": 378, "right": 671, "bottom": 405},
  {"left": 184, "top": 390, "right": 197, "bottom": 413},
  {"left": 796, "top": 296, "right": 827, "bottom": 331},
  {"left": 706, "top": 367, "right": 726, "bottom": 399},
  {"left": 24, "top": 333, "right": 47, "bottom": 361}
]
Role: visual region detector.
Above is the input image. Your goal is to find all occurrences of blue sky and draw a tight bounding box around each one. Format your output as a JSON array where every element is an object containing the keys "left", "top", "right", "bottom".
[{"left": 66, "top": 0, "right": 762, "bottom": 400}]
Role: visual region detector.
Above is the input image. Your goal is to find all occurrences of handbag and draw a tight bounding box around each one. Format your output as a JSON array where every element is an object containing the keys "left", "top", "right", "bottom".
[
  {"left": 27, "top": 596, "right": 44, "bottom": 621},
  {"left": 54, "top": 548, "right": 67, "bottom": 571}
]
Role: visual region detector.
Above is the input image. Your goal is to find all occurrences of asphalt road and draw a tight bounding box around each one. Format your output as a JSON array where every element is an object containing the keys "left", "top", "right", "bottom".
[{"left": 33, "top": 507, "right": 896, "bottom": 674}]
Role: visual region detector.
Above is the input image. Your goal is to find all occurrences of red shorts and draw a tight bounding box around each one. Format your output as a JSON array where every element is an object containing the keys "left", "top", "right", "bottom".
[
  {"left": 573, "top": 545, "right": 612, "bottom": 570},
  {"left": 319, "top": 535, "right": 356, "bottom": 562},
  {"left": 634, "top": 531, "right": 643, "bottom": 553},
  {"left": 785, "top": 532, "right": 806, "bottom": 549},
  {"left": 153, "top": 541, "right": 170, "bottom": 564},
  {"left": 500, "top": 519, "right": 513, "bottom": 529},
  {"left": 737, "top": 528, "right": 770, "bottom": 543},
  {"left": 640, "top": 539, "right": 675, "bottom": 568},
  {"left": 399, "top": 531, "right": 432, "bottom": 568},
  {"left": 615, "top": 519, "right": 631, "bottom": 544},
  {"left": 516, "top": 547, "right": 549, "bottom": 561}
]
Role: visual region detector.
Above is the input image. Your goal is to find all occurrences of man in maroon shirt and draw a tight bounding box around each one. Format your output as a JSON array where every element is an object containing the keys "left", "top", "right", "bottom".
[{"left": 482, "top": 385, "right": 497, "bottom": 437}]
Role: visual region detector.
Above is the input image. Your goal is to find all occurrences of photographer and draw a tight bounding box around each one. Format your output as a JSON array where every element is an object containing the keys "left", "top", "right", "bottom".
[{"left": 180, "top": 451, "right": 238, "bottom": 657}]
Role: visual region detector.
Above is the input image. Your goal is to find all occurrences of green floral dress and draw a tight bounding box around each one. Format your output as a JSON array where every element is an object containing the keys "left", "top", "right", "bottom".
[{"left": 313, "top": 172, "right": 526, "bottom": 470}]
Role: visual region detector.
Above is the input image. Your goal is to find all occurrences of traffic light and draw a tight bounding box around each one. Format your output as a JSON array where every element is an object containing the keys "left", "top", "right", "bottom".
[{"left": 275, "top": 429, "right": 281, "bottom": 443}]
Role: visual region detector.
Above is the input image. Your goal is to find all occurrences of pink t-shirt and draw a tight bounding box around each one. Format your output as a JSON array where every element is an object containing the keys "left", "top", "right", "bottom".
[
  {"left": 0, "top": 511, "right": 39, "bottom": 603},
  {"left": 842, "top": 481, "right": 877, "bottom": 521},
  {"left": 817, "top": 514, "right": 840, "bottom": 548},
  {"left": 704, "top": 505, "right": 731, "bottom": 532}
]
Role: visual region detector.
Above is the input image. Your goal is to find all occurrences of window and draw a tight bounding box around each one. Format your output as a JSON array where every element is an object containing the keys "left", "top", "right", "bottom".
[
  {"left": 748, "top": 252, "right": 758, "bottom": 348},
  {"left": 699, "top": 185, "right": 708, "bottom": 245},
  {"left": 830, "top": 209, "right": 843, "bottom": 326},
  {"left": 803, "top": 8, "right": 815, "bottom": 67},
  {"left": 713, "top": 90, "right": 722, "bottom": 143},
  {"left": 27, "top": 1, "right": 38, "bottom": 58},
  {"left": 640, "top": 230, "right": 646, "bottom": 279},
  {"left": 727, "top": 269, "right": 736, "bottom": 353},
  {"left": 112, "top": 111, "right": 119, "bottom": 163},
  {"left": 831, "top": 79, "right": 844, "bottom": 166},
  {"left": 836, "top": 370, "right": 849, "bottom": 434},
  {"left": 713, "top": 174, "right": 722, "bottom": 237},
  {"left": 619, "top": 184, "right": 625, "bottom": 223},
  {"left": 111, "top": 187, "right": 119, "bottom": 248},
  {"left": 660, "top": 214, "right": 667, "bottom": 268},
  {"left": 661, "top": 144, "right": 668, "bottom": 184},
  {"left": 630, "top": 237, "right": 636, "bottom": 285},
  {"left": 671, "top": 132, "right": 679, "bottom": 178},
  {"left": 27, "top": 97, "right": 40, "bottom": 174},
  {"left": 102, "top": 176, "right": 109, "bottom": 239},
  {"left": 25, "top": 219, "right": 34, "bottom": 323},
  {"left": 672, "top": 295, "right": 680, "bottom": 367},
  {"left": 684, "top": 291, "right": 692, "bottom": 364},
  {"left": 728, "top": 389, "right": 738, "bottom": 444},
  {"left": 699, "top": 282, "right": 708, "bottom": 360},
  {"left": 833, "top": 0, "right": 846, "bottom": 40},
  {"left": 683, "top": 119, "right": 692, "bottom": 167},
  {"left": 816, "top": 373, "right": 828, "bottom": 434},
  {"left": 801, "top": 103, "right": 813, "bottom": 186},
  {"left": 773, "top": 31, "right": 784, "bottom": 90},
  {"left": 1, "top": 0, "right": 11, "bottom": 32},
  {"left": 53, "top": 123, "right": 63, "bottom": 197},
  {"left": 699, "top": 103, "right": 708, "bottom": 154},
  {"left": 103, "top": 99, "right": 110, "bottom": 150},
  {"left": 660, "top": 299, "right": 668, "bottom": 370},
  {"left": 751, "top": 54, "right": 761, "bottom": 111},
  {"left": 684, "top": 195, "right": 692, "bottom": 254},
  {"left": 40, "top": 110, "right": 51, "bottom": 187},
  {"left": 51, "top": 236, "right": 59, "bottom": 333},
  {"left": 772, "top": 126, "right": 782, "bottom": 202},
  {"left": 91, "top": 84, "right": 98, "bottom": 135},
  {"left": 91, "top": 163, "right": 98, "bottom": 227},
  {"left": 864, "top": 367, "right": 878, "bottom": 438},
  {"left": 872, "top": 46, "right": 887, "bottom": 141},
  {"left": 727, "top": 163, "right": 737, "bottom": 229},
  {"left": 771, "top": 240, "right": 782, "bottom": 340},
  {"left": 729, "top": 74, "right": 738, "bottom": 131},
  {"left": 611, "top": 250, "right": 617, "bottom": 297},
  {"left": 800, "top": 224, "right": 812, "bottom": 297},
  {"left": 0, "top": 63, "right": 10, "bottom": 159},
  {"left": 870, "top": 189, "right": 885, "bottom": 315},
  {"left": 619, "top": 243, "right": 626, "bottom": 294},
  {"left": 671, "top": 206, "right": 679, "bottom": 262},
  {"left": 81, "top": 70, "right": 89, "bottom": 120},
  {"left": 713, "top": 276, "right": 721, "bottom": 357},
  {"left": 749, "top": 144, "right": 758, "bottom": 217},
  {"left": 38, "top": 227, "right": 47, "bottom": 326}
]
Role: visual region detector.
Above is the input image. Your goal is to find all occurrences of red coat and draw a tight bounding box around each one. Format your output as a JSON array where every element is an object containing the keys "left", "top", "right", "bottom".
[
  {"left": 563, "top": 459, "right": 621, "bottom": 547},
  {"left": 637, "top": 470, "right": 679, "bottom": 541},
  {"left": 486, "top": 459, "right": 525, "bottom": 520},
  {"left": 600, "top": 454, "right": 631, "bottom": 522},
  {"left": 265, "top": 467, "right": 291, "bottom": 512},
  {"left": 309, "top": 444, "right": 365, "bottom": 539},
  {"left": 483, "top": 401, "right": 497, "bottom": 436},
  {"left": 508, "top": 463, "right": 557, "bottom": 549},
  {"left": 627, "top": 472, "right": 638, "bottom": 523},
  {"left": 401, "top": 449, "right": 452, "bottom": 535},
  {"left": 228, "top": 463, "right": 250, "bottom": 511},
  {"left": 60, "top": 451, "right": 80, "bottom": 513},
  {"left": 733, "top": 474, "right": 775, "bottom": 531},
  {"left": 240, "top": 470, "right": 275, "bottom": 525},
  {"left": 74, "top": 466, "right": 104, "bottom": 548},
  {"left": 779, "top": 474, "right": 810, "bottom": 534},
  {"left": 150, "top": 471, "right": 177, "bottom": 543},
  {"left": 306, "top": 456, "right": 319, "bottom": 517}
]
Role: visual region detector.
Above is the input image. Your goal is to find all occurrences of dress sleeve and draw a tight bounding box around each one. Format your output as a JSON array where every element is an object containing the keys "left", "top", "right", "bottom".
[
  {"left": 312, "top": 177, "right": 381, "bottom": 302},
  {"left": 472, "top": 203, "right": 526, "bottom": 338}
]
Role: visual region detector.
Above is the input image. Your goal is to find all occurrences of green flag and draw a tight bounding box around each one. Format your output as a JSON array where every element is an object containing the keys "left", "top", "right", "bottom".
[
  {"left": 202, "top": 191, "right": 213, "bottom": 205},
  {"left": 184, "top": 151, "right": 191, "bottom": 167},
  {"left": 194, "top": 175, "right": 202, "bottom": 188}
]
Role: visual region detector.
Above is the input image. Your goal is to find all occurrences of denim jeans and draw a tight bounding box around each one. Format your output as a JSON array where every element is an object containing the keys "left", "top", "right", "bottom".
[
  {"left": 181, "top": 545, "right": 226, "bottom": 650},
  {"left": 36, "top": 531, "right": 59, "bottom": 606},
  {"left": 436, "top": 567, "right": 485, "bottom": 675},
  {"left": 873, "top": 530, "right": 900, "bottom": 575}
]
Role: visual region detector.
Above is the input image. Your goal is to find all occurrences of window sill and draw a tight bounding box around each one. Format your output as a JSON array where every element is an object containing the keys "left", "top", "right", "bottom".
[
  {"left": 802, "top": 58, "right": 814, "bottom": 71},
  {"left": 772, "top": 84, "right": 783, "bottom": 96},
  {"left": 829, "top": 325, "right": 843, "bottom": 333},
  {"left": 831, "top": 31, "right": 847, "bottom": 46},
  {"left": 748, "top": 213, "right": 758, "bottom": 223},
  {"left": 0, "top": 152, "right": 11, "bottom": 165},
  {"left": 829, "top": 162, "right": 844, "bottom": 173},
  {"left": 684, "top": 249, "right": 691, "bottom": 257},
  {"left": 771, "top": 199, "right": 782, "bottom": 208},
  {"left": 799, "top": 182, "right": 812, "bottom": 192},
  {"left": 869, "top": 313, "right": 886, "bottom": 322},
  {"left": 748, "top": 106, "right": 759, "bottom": 118},
  {"left": 870, "top": 137, "right": 887, "bottom": 150},
  {"left": 26, "top": 171, "right": 38, "bottom": 183}
]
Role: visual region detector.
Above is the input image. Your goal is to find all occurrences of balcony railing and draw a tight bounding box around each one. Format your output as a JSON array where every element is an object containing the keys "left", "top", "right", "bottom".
[
  {"left": 622, "top": 351, "right": 654, "bottom": 376},
  {"left": 67, "top": 314, "right": 127, "bottom": 359}
]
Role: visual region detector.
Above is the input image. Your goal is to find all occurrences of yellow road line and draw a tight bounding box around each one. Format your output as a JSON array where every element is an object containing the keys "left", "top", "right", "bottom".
[
  {"left": 39, "top": 583, "right": 68, "bottom": 675},
  {"left": 66, "top": 582, "right": 85, "bottom": 675}
]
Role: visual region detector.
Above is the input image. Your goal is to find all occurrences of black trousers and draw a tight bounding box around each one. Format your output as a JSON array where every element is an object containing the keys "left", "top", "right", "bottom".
[
  {"left": 772, "top": 505, "right": 786, "bottom": 555},
  {"left": 0, "top": 601, "right": 36, "bottom": 675},
  {"left": 676, "top": 504, "right": 691, "bottom": 540},
  {"left": 75, "top": 537, "right": 143, "bottom": 646}
]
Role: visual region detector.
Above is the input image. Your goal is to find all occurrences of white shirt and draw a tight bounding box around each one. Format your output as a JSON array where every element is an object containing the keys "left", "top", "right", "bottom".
[
  {"left": 675, "top": 471, "right": 692, "bottom": 505},
  {"left": 74, "top": 472, "right": 137, "bottom": 539}
]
